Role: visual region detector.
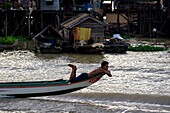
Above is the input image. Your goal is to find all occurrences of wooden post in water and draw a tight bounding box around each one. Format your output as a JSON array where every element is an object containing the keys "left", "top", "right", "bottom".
[
  {"left": 28, "top": 11, "right": 31, "bottom": 36},
  {"left": 117, "top": 12, "right": 120, "bottom": 33},
  {"left": 5, "top": 11, "right": 8, "bottom": 36},
  {"left": 28, "top": 0, "right": 32, "bottom": 36},
  {"left": 41, "top": 11, "right": 43, "bottom": 30},
  {"left": 149, "top": 5, "right": 152, "bottom": 38},
  {"left": 168, "top": 0, "right": 170, "bottom": 16}
]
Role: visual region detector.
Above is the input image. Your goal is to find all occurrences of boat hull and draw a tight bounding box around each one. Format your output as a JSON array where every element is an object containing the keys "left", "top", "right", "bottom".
[
  {"left": 35, "top": 47, "right": 62, "bottom": 54},
  {"left": 0, "top": 74, "right": 103, "bottom": 98},
  {"left": 3, "top": 86, "right": 87, "bottom": 98},
  {"left": 104, "top": 44, "right": 128, "bottom": 54}
]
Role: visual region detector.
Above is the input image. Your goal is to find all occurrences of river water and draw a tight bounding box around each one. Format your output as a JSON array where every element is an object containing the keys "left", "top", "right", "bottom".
[{"left": 0, "top": 48, "right": 170, "bottom": 112}]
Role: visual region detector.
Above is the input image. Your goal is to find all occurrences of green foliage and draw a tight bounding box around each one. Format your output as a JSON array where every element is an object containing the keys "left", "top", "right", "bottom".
[
  {"left": 121, "top": 35, "right": 132, "bottom": 39},
  {"left": 128, "top": 45, "right": 168, "bottom": 52},
  {"left": 0, "top": 36, "right": 15, "bottom": 45},
  {"left": 5, "top": 36, "right": 16, "bottom": 45},
  {"left": 0, "top": 36, "right": 27, "bottom": 45},
  {"left": 0, "top": 37, "right": 3, "bottom": 44},
  {"left": 1, "top": 2, "right": 13, "bottom": 9},
  {"left": 0, "top": 48, "right": 4, "bottom": 52},
  {"left": 16, "top": 36, "right": 27, "bottom": 41}
]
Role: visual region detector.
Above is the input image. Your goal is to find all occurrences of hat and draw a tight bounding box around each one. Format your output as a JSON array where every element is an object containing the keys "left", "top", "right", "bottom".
[{"left": 112, "top": 34, "right": 124, "bottom": 40}]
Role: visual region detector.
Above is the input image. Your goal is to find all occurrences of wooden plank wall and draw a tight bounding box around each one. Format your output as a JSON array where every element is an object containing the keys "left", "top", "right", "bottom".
[{"left": 78, "top": 19, "right": 105, "bottom": 42}]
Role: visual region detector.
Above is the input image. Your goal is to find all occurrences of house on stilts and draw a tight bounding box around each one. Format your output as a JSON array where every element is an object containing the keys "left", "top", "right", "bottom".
[{"left": 60, "top": 13, "right": 108, "bottom": 54}]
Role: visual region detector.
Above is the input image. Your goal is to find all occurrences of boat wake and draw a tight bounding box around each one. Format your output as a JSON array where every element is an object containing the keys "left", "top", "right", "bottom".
[
  {"left": 29, "top": 92, "right": 170, "bottom": 113},
  {"left": 33, "top": 92, "right": 170, "bottom": 106}
]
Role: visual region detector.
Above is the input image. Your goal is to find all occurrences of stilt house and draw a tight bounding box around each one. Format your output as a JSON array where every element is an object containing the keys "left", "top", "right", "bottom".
[
  {"left": 60, "top": 13, "right": 108, "bottom": 46},
  {"left": 33, "top": 24, "right": 63, "bottom": 54}
]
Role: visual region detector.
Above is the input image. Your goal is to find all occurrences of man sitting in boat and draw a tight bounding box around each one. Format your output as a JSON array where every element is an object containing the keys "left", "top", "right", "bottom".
[
  {"left": 110, "top": 34, "right": 125, "bottom": 44},
  {"left": 68, "top": 61, "right": 112, "bottom": 82}
]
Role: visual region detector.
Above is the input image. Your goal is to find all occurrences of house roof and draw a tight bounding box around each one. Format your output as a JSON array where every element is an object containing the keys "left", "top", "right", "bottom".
[
  {"left": 61, "top": 13, "right": 108, "bottom": 29},
  {"left": 33, "top": 24, "right": 63, "bottom": 40}
]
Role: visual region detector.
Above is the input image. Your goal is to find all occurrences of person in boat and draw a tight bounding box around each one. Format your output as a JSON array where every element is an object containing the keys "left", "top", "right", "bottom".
[
  {"left": 68, "top": 61, "right": 112, "bottom": 82},
  {"left": 110, "top": 34, "right": 125, "bottom": 44}
]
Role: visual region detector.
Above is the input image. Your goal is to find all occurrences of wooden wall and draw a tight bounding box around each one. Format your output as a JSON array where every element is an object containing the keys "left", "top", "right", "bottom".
[
  {"left": 78, "top": 19, "right": 106, "bottom": 42},
  {"left": 40, "top": 0, "right": 60, "bottom": 11},
  {"left": 106, "top": 13, "right": 128, "bottom": 24}
]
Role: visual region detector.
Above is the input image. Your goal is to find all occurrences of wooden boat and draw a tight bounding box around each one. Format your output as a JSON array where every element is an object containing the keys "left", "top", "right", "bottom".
[
  {"left": 36, "top": 47, "right": 62, "bottom": 54},
  {"left": 76, "top": 45, "right": 103, "bottom": 54},
  {"left": 0, "top": 73, "right": 104, "bottom": 98},
  {"left": 103, "top": 38, "right": 129, "bottom": 54},
  {"left": 104, "top": 43, "right": 129, "bottom": 54},
  {"left": 75, "top": 43, "right": 105, "bottom": 54}
]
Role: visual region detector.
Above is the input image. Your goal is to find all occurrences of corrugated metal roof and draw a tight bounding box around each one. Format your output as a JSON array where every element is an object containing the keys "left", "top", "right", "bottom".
[
  {"left": 33, "top": 24, "right": 63, "bottom": 40},
  {"left": 61, "top": 13, "right": 108, "bottom": 29}
]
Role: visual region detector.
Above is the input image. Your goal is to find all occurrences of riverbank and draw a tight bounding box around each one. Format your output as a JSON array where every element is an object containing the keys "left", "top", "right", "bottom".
[
  {"left": 126, "top": 38, "right": 170, "bottom": 48},
  {"left": 25, "top": 38, "right": 170, "bottom": 52},
  {"left": 1, "top": 38, "right": 170, "bottom": 53}
]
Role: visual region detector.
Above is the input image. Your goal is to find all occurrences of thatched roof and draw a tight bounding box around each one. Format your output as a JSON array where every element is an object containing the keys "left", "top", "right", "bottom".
[
  {"left": 33, "top": 25, "right": 63, "bottom": 40},
  {"left": 61, "top": 13, "right": 108, "bottom": 29}
]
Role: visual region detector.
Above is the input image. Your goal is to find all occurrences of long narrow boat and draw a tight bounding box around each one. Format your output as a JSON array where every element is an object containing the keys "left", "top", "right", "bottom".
[{"left": 0, "top": 73, "right": 104, "bottom": 98}]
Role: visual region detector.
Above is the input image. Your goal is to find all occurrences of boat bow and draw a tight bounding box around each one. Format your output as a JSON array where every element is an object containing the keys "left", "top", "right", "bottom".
[{"left": 0, "top": 73, "right": 104, "bottom": 98}]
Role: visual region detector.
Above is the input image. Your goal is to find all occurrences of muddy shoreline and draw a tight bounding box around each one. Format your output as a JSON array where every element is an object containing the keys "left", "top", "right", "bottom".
[{"left": 2, "top": 38, "right": 170, "bottom": 53}]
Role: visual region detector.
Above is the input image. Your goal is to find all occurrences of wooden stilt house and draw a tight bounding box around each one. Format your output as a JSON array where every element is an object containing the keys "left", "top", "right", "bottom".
[
  {"left": 33, "top": 25, "right": 63, "bottom": 54},
  {"left": 60, "top": 13, "right": 108, "bottom": 54}
]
